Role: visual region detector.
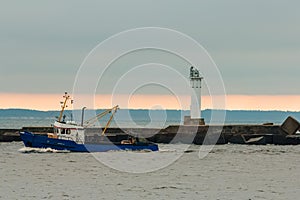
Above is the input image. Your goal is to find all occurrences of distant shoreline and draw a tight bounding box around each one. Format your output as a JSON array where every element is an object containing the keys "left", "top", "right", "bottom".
[{"left": 1, "top": 108, "right": 300, "bottom": 112}]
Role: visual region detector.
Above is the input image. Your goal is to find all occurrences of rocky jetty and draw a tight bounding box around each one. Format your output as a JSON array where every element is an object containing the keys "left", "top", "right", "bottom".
[{"left": 1, "top": 116, "right": 299, "bottom": 145}]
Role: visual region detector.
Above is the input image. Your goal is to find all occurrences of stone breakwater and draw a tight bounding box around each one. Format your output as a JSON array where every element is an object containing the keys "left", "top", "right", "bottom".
[{"left": 1, "top": 117, "right": 300, "bottom": 145}]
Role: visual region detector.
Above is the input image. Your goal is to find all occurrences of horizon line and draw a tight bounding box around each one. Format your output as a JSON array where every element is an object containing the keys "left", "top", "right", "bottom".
[{"left": 1, "top": 108, "right": 300, "bottom": 113}]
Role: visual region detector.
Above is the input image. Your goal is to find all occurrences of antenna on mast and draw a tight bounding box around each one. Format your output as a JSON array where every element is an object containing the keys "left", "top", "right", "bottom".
[{"left": 58, "top": 92, "right": 72, "bottom": 122}]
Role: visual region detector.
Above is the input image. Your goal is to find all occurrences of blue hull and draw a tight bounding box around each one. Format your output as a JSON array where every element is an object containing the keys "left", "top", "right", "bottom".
[{"left": 20, "top": 131, "right": 159, "bottom": 152}]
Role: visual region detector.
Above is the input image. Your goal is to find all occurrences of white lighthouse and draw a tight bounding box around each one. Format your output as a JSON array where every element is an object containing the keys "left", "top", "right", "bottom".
[{"left": 184, "top": 66, "right": 205, "bottom": 125}]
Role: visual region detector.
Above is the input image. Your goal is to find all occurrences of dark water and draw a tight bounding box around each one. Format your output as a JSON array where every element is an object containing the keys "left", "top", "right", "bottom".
[
  {"left": 1, "top": 109, "right": 300, "bottom": 129},
  {"left": 0, "top": 142, "right": 299, "bottom": 199},
  {"left": 1, "top": 109, "right": 300, "bottom": 199}
]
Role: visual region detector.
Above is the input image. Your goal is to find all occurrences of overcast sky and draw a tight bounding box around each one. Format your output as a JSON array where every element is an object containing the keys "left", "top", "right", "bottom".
[{"left": 1, "top": 0, "right": 300, "bottom": 96}]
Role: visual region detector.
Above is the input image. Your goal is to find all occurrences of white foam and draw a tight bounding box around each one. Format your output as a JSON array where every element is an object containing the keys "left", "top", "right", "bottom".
[{"left": 18, "top": 147, "right": 70, "bottom": 153}]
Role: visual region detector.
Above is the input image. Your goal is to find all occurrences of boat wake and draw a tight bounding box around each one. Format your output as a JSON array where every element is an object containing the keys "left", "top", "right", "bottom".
[
  {"left": 18, "top": 147, "right": 70, "bottom": 153},
  {"left": 104, "top": 149, "right": 154, "bottom": 153}
]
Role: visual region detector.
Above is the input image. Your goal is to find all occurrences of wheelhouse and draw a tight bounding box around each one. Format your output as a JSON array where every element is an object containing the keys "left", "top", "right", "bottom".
[{"left": 52, "top": 121, "right": 85, "bottom": 144}]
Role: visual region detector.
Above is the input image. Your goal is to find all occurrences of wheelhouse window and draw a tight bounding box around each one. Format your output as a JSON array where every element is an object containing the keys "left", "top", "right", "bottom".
[
  {"left": 61, "top": 129, "right": 66, "bottom": 134},
  {"left": 54, "top": 128, "right": 71, "bottom": 135}
]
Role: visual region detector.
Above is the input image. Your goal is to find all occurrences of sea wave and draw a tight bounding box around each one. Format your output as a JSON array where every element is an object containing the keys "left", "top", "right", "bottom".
[{"left": 18, "top": 147, "right": 70, "bottom": 153}]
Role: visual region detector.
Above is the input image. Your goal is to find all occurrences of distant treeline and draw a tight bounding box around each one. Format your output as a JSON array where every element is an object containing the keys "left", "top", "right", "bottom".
[{"left": 0, "top": 109, "right": 299, "bottom": 124}]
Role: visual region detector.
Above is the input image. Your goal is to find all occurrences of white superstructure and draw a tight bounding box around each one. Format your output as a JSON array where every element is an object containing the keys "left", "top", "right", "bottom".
[{"left": 52, "top": 121, "right": 85, "bottom": 143}]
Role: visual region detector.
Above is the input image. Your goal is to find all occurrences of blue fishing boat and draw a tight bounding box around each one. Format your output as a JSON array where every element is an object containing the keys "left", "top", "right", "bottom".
[{"left": 20, "top": 92, "right": 159, "bottom": 152}]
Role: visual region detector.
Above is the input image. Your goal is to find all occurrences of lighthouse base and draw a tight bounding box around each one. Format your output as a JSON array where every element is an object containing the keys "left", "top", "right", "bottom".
[{"left": 184, "top": 116, "right": 205, "bottom": 125}]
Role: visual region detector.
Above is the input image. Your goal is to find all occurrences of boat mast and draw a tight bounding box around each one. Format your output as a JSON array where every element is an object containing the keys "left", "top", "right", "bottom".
[{"left": 58, "top": 92, "right": 71, "bottom": 122}]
